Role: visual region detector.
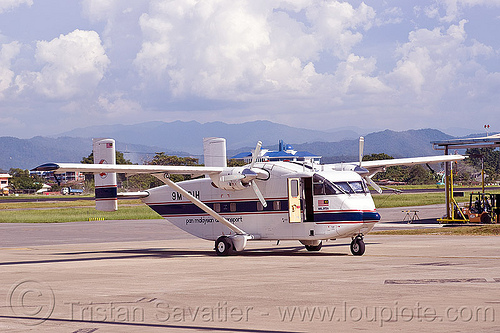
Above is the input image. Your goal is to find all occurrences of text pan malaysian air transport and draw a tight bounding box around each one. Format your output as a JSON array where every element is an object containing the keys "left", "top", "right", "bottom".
[{"left": 33, "top": 137, "right": 464, "bottom": 256}]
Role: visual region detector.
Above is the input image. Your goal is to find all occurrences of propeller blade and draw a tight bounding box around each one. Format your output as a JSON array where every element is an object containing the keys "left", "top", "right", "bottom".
[
  {"left": 359, "top": 136, "right": 364, "bottom": 166},
  {"left": 364, "top": 176, "right": 382, "bottom": 194},
  {"left": 251, "top": 181, "right": 267, "bottom": 207},
  {"left": 249, "top": 141, "right": 262, "bottom": 169}
]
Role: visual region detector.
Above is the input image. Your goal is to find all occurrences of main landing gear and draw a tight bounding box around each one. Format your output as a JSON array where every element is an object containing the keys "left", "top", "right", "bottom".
[
  {"left": 215, "top": 236, "right": 233, "bottom": 256},
  {"left": 350, "top": 235, "right": 365, "bottom": 256}
]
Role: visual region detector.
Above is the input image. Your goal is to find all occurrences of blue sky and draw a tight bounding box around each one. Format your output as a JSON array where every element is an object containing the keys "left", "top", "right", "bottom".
[{"left": 0, "top": 0, "right": 499, "bottom": 138}]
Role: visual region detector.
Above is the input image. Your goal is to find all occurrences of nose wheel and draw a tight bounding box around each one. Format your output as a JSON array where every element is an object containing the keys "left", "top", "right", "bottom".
[{"left": 350, "top": 235, "right": 365, "bottom": 256}]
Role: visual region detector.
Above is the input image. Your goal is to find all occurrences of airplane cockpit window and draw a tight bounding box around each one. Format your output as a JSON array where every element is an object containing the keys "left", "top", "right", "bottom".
[
  {"left": 324, "top": 181, "right": 340, "bottom": 195},
  {"left": 313, "top": 174, "right": 342, "bottom": 195},
  {"left": 313, "top": 183, "right": 325, "bottom": 195}
]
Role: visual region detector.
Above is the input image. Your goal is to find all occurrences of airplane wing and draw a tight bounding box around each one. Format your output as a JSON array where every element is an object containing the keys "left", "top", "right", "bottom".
[
  {"left": 326, "top": 154, "right": 465, "bottom": 193},
  {"left": 32, "top": 162, "right": 224, "bottom": 177},
  {"left": 360, "top": 154, "right": 466, "bottom": 176}
]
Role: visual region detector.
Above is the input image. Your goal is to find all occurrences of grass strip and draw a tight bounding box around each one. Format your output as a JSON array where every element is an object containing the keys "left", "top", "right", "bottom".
[
  {"left": 0, "top": 205, "right": 160, "bottom": 223},
  {"left": 0, "top": 199, "right": 143, "bottom": 210},
  {"left": 373, "top": 190, "right": 500, "bottom": 208},
  {"left": 372, "top": 224, "right": 500, "bottom": 236}
]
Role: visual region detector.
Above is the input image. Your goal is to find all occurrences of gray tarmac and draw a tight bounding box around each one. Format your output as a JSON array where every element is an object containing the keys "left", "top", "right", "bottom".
[{"left": 1, "top": 206, "right": 499, "bottom": 332}]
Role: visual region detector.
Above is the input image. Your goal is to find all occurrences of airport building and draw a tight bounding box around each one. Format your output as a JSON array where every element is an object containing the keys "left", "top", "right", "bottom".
[
  {"left": 30, "top": 170, "right": 85, "bottom": 184},
  {"left": 231, "top": 140, "right": 321, "bottom": 163},
  {"left": 0, "top": 170, "right": 12, "bottom": 190}
]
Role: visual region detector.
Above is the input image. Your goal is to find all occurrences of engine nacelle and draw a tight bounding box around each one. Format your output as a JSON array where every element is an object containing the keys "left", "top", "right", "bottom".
[
  {"left": 210, "top": 167, "right": 270, "bottom": 191},
  {"left": 210, "top": 168, "right": 249, "bottom": 191}
]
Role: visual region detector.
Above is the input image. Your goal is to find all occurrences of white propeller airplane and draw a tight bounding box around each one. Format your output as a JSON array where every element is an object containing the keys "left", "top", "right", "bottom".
[{"left": 33, "top": 137, "right": 464, "bottom": 256}]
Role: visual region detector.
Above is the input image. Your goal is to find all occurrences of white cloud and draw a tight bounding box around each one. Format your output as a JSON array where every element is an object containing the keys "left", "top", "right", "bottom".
[
  {"left": 379, "top": 18, "right": 499, "bottom": 129},
  {"left": 1, "top": 0, "right": 499, "bottom": 136},
  {"left": 133, "top": 0, "right": 376, "bottom": 101},
  {"left": 21, "top": 29, "right": 110, "bottom": 100},
  {"left": 0, "top": 41, "right": 20, "bottom": 99},
  {"left": 97, "top": 92, "right": 143, "bottom": 118},
  {"left": 305, "top": 1, "right": 375, "bottom": 58},
  {"left": 387, "top": 20, "right": 472, "bottom": 96},
  {"left": 375, "top": 6, "right": 403, "bottom": 26},
  {"left": 335, "top": 54, "right": 389, "bottom": 95},
  {"left": 0, "top": 0, "right": 32, "bottom": 14},
  {"left": 421, "top": 0, "right": 500, "bottom": 22},
  {"left": 81, "top": 0, "right": 120, "bottom": 22}
]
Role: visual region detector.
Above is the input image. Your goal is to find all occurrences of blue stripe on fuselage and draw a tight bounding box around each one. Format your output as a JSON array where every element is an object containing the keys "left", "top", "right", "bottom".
[
  {"left": 147, "top": 200, "right": 380, "bottom": 223},
  {"left": 314, "top": 211, "right": 380, "bottom": 223},
  {"left": 148, "top": 199, "right": 288, "bottom": 216}
]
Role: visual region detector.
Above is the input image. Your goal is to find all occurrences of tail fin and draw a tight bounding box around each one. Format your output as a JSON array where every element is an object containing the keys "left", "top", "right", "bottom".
[
  {"left": 93, "top": 138, "right": 117, "bottom": 212},
  {"left": 203, "top": 137, "right": 227, "bottom": 167}
]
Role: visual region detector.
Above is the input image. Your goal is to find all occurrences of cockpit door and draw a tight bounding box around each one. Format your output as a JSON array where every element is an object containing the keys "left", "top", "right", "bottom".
[{"left": 288, "top": 178, "right": 302, "bottom": 223}]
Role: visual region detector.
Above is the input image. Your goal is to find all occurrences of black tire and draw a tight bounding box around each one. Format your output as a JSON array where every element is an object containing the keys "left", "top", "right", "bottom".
[
  {"left": 305, "top": 241, "right": 323, "bottom": 252},
  {"left": 480, "top": 213, "right": 492, "bottom": 223},
  {"left": 215, "top": 236, "right": 232, "bottom": 256},
  {"left": 350, "top": 238, "right": 365, "bottom": 256}
]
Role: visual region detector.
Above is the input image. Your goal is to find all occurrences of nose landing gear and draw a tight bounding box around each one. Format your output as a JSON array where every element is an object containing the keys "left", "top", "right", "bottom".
[{"left": 350, "top": 235, "right": 365, "bottom": 256}]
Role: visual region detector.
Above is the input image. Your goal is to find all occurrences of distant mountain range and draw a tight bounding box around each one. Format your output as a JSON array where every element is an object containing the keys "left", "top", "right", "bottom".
[
  {"left": 0, "top": 120, "right": 476, "bottom": 170},
  {"left": 55, "top": 120, "right": 362, "bottom": 153}
]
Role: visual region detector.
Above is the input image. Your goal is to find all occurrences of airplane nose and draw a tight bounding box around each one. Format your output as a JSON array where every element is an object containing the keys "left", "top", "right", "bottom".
[{"left": 363, "top": 211, "right": 381, "bottom": 222}]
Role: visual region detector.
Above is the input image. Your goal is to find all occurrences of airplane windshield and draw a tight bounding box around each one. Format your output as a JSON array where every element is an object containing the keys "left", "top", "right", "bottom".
[
  {"left": 349, "top": 181, "right": 365, "bottom": 193},
  {"left": 335, "top": 182, "right": 354, "bottom": 194}
]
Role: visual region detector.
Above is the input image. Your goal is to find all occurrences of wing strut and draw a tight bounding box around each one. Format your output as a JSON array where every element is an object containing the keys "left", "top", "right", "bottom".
[{"left": 159, "top": 175, "right": 248, "bottom": 236}]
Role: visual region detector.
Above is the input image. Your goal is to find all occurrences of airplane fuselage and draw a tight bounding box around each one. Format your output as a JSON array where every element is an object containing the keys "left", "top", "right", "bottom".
[{"left": 143, "top": 161, "right": 380, "bottom": 242}]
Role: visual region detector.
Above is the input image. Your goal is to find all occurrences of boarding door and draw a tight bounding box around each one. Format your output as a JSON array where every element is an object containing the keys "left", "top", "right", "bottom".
[{"left": 288, "top": 178, "right": 302, "bottom": 223}]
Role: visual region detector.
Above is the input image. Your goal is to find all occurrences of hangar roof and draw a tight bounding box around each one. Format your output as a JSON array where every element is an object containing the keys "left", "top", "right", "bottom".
[{"left": 432, "top": 133, "right": 500, "bottom": 150}]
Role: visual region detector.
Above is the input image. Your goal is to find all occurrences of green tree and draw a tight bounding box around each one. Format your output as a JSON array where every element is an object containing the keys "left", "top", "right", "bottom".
[
  {"left": 362, "top": 154, "right": 409, "bottom": 182},
  {"left": 126, "top": 174, "right": 162, "bottom": 191},
  {"left": 362, "top": 153, "right": 438, "bottom": 184},
  {"left": 147, "top": 153, "right": 201, "bottom": 183},
  {"left": 148, "top": 153, "right": 199, "bottom": 167},
  {"left": 227, "top": 159, "right": 246, "bottom": 167},
  {"left": 81, "top": 151, "right": 132, "bottom": 165},
  {"left": 406, "top": 165, "right": 435, "bottom": 185},
  {"left": 465, "top": 147, "right": 500, "bottom": 181},
  {"left": 9, "top": 168, "right": 44, "bottom": 191}
]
